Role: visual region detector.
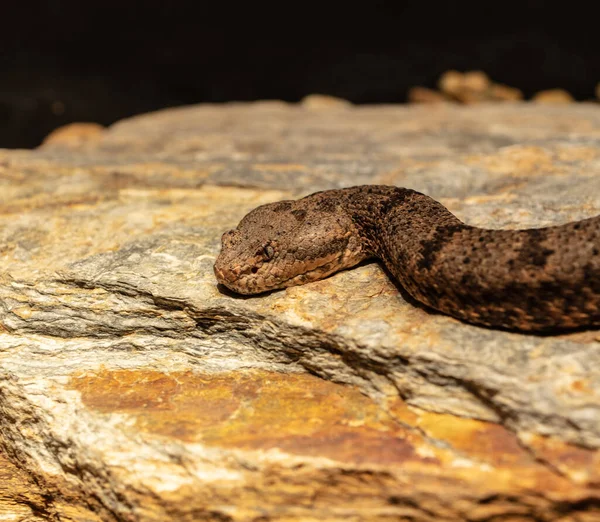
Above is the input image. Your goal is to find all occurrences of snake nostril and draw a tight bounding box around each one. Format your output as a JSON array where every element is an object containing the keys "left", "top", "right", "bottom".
[{"left": 251, "top": 266, "right": 259, "bottom": 274}]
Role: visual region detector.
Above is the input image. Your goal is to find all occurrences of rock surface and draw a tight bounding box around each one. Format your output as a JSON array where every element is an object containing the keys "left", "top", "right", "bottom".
[{"left": 1, "top": 101, "right": 600, "bottom": 521}]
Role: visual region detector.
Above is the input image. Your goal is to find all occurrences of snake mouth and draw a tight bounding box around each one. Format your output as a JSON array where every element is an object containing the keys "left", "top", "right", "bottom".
[{"left": 214, "top": 252, "right": 344, "bottom": 295}]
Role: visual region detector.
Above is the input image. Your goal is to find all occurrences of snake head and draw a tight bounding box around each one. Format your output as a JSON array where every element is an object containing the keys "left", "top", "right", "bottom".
[{"left": 214, "top": 195, "right": 366, "bottom": 294}]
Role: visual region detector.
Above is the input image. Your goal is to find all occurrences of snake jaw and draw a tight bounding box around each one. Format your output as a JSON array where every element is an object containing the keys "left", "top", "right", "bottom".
[{"left": 214, "top": 250, "right": 346, "bottom": 295}]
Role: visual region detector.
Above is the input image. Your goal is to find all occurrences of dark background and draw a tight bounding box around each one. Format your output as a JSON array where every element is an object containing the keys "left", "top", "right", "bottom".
[{"left": 2, "top": 1, "right": 598, "bottom": 149}]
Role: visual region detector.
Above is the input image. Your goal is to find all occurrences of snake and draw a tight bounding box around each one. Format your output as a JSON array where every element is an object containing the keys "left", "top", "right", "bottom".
[{"left": 214, "top": 185, "right": 600, "bottom": 332}]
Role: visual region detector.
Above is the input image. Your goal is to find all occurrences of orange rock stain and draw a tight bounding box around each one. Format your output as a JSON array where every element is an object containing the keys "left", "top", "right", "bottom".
[
  {"left": 69, "top": 369, "right": 432, "bottom": 466},
  {"left": 69, "top": 368, "right": 598, "bottom": 490}
]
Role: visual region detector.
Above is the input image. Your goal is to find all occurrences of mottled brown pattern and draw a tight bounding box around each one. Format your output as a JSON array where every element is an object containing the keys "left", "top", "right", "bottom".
[{"left": 214, "top": 185, "right": 600, "bottom": 332}]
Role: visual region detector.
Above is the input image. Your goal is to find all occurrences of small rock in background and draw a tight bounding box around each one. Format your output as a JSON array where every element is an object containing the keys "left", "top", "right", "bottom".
[
  {"left": 438, "top": 70, "right": 523, "bottom": 103},
  {"left": 438, "top": 70, "right": 489, "bottom": 103},
  {"left": 409, "top": 70, "right": 523, "bottom": 104},
  {"left": 407, "top": 71, "right": 599, "bottom": 105},
  {"left": 41, "top": 122, "right": 105, "bottom": 149},
  {"left": 532, "top": 89, "right": 575, "bottom": 104},
  {"left": 407, "top": 86, "right": 449, "bottom": 104},
  {"left": 301, "top": 94, "right": 352, "bottom": 110},
  {"left": 487, "top": 82, "right": 524, "bottom": 102}
]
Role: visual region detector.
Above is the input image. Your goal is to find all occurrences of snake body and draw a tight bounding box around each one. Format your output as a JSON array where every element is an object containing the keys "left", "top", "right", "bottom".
[{"left": 214, "top": 186, "right": 600, "bottom": 332}]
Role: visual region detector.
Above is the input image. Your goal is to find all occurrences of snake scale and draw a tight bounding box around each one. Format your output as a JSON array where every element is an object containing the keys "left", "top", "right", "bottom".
[{"left": 214, "top": 185, "right": 600, "bottom": 332}]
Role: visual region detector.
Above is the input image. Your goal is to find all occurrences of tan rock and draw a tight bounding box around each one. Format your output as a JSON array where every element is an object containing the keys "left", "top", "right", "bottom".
[
  {"left": 0, "top": 451, "right": 46, "bottom": 521},
  {"left": 407, "top": 86, "right": 448, "bottom": 104},
  {"left": 461, "top": 70, "right": 491, "bottom": 92},
  {"left": 438, "top": 69, "right": 485, "bottom": 96},
  {"left": 532, "top": 89, "right": 576, "bottom": 104},
  {"left": 1, "top": 101, "right": 600, "bottom": 520},
  {"left": 438, "top": 70, "right": 523, "bottom": 104},
  {"left": 300, "top": 94, "right": 352, "bottom": 109},
  {"left": 438, "top": 70, "right": 491, "bottom": 103},
  {"left": 41, "top": 122, "right": 105, "bottom": 148},
  {"left": 488, "top": 83, "right": 524, "bottom": 101}
]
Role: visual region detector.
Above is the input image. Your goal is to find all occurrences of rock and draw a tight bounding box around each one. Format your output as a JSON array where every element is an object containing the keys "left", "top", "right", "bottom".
[
  {"left": 439, "top": 70, "right": 490, "bottom": 97},
  {"left": 407, "top": 86, "right": 449, "bottom": 104},
  {"left": 488, "top": 83, "right": 524, "bottom": 102},
  {"left": 41, "top": 122, "right": 106, "bottom": 148},
  {"left": 532, "top": 89, "right": 576, "bottom": 104},
  {"left": 0, "top": 450, "right": 47, "bottom": 521},
  {"left": 1, "top": 101, "right": 600, "bottom": 521},
  {"left": 438, "top": 70, "right": 523, "bottom": 103},
  {"left": 300, "top": 94, "right": 352, "bottom": 109}
]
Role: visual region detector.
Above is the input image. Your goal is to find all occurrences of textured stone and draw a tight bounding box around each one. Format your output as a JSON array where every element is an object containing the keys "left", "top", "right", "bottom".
[
  {"left": 0, "top": 450, "right": 46, "bottom": 521},
  {"left": 41, "top": 122, "right": 106, "bottom": 148},
  {"left": 438, "top": 70, "right": 523, "bottom": 103},
  {"left": 300, "top": 94, "right": 353, "bottom": 110},
  {"left": 1, "top": 101, "right": 600, "bottom": 520},
  {"left": 532, "top": 89, "right": 576, "bottom": 104},
  {"left": 407, "top": 86, "right": 449, "bottom": 104}
]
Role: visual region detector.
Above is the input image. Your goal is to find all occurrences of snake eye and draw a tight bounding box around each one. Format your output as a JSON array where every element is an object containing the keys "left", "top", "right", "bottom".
[{"left": 263, "top": 245, "right": 275, "bottom": 260}]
